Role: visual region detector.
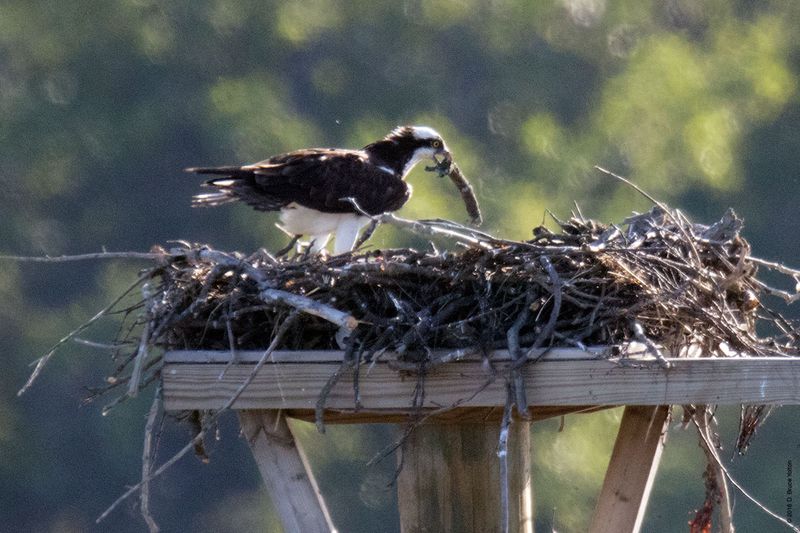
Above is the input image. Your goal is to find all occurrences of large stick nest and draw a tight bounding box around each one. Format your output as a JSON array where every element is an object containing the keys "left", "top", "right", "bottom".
[
  {"left": 137, "top": 204, "right": 800, "bottom": 464},
  {"left": 149, "top": 206, "right": 796, "bottom": 361}
]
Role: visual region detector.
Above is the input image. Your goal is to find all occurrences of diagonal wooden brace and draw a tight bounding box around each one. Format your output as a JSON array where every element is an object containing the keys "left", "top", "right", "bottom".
[
  {"left": 238, "top": 410, "right": 337, "bottom": 533},
  {"left": 588, "top": 405, "right": 671, "bottom": 533}
]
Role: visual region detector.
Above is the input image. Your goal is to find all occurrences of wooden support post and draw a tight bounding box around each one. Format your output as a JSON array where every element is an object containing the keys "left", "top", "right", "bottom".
[
  {"left": 397, "top": 421, "right": 533, "bottom": 533},
  {"left": 588, "top": 405, "right": 670, "bottom": 533},
  {"left": 238, "top": 410, "right": 337, "bottom": 533}
]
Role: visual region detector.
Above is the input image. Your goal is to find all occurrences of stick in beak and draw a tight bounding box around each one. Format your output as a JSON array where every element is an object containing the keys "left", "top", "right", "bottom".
[
  {"left": 446, "top": 161, "right": 482, "bottom": 226},
  {"left": 425, "top": 149, "right": 482, "bottom": 226}
]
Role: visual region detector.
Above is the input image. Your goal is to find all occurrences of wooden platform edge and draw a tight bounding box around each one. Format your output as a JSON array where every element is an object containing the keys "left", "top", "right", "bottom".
[
  {"left": 163, "top": 346, "right": 611, "bottom": 364},
  {"left": 162, "top": 356, "right": 800, "bottom": 411}
]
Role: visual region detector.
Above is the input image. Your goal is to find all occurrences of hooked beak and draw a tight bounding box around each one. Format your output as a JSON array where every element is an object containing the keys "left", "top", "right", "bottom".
[
  {"left": 426, "top": 149, "right": 452, "bottom": 177},
  {"left": 434, "top": 148, "right": 452, "bottom": 166}
]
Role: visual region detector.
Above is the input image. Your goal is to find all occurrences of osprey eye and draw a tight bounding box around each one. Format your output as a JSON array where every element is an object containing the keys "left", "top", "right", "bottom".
[{"left": 432, "top": 140, "right": 441, "bottom": 148}]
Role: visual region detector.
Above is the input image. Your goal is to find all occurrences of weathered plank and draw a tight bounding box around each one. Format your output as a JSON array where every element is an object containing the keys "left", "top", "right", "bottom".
[
  {"left": 162, "top": 354, "right": 800, "bottom": 411},
  {"left": 164, "top": 346, "right": 609, "bottom": 364},
  {"left": 238, "top": 410, "right": 336, "bottom": 533},
  {"left": 588, "top": 405, "right": 670, "bottom": 533},
  {"left": 397, "top": 420, "right": 533, "bottom": 533},
  {"left": 284, "top": 405, "right": 612, "bottom": 424}
]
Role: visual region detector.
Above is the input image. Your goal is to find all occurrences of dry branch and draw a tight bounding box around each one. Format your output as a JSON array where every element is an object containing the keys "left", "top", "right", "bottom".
[
  {"left": 140, "top": 384, "right": 162, "bottom": 533},
  {"left": 426, "top": 157, "right": 482, "bottom": 225},
  {"left": 692, "top": 414, "right": 800, "bottom": 533},
  {"left": 446, "top": 162, "right": 482, "bottom": 225},
  {"left": 17, "top": 272, "right": 150, "bottom": 395}
]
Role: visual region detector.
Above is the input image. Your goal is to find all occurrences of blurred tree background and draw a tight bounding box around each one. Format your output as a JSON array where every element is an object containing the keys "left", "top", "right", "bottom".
[{"left": 1, "top": 0, "right": 799, "bottom": 531}]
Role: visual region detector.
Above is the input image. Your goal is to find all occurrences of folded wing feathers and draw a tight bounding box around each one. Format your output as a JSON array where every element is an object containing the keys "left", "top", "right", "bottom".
[{"left": 187, "top": 150, "right": 406, "bottom": 214}]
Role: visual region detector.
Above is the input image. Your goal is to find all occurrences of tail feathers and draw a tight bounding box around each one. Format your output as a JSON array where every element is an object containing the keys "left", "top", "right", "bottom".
[
  {"left": 185, "top": 166, "right": 252, "bottom": 176},
  {"left": 187, "top": 167, "right": 253, "bottom": 208},
  {"left": 202, "top": 177, "right": 240, "bottom": 188},
  {"left": 192, "top": 191, "right": 237, "bottom": 207}
]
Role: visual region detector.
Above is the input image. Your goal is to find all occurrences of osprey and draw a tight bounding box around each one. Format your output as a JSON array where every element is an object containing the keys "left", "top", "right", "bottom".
[{"left": 188, "top": 126, "right": 452, "bottom": 254}]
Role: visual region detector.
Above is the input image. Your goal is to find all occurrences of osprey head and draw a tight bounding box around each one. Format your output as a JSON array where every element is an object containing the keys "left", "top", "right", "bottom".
[{"left": 370, "top": 125, "right": 452, "bottom": 177}]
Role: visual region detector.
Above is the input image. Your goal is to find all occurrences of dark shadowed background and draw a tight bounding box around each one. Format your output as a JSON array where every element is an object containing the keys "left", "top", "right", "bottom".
[{"left": 1, "top": 1, "right": 799, "bottom": 531}]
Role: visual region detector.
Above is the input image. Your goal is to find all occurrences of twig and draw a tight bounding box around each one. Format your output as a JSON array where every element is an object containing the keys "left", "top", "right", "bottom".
[
  {"left": 694, "top": 407, "right": 733, "bottom": 533},
  {"left": 354, "top": 219, "right": 380, "bottom": 250},
  {"left": 19, "top": 271, "right": 151, "bottom": 395},
  {"left": 343, "top": 196, "right": 494, "bottom": 248},
  {"left": 127, "top": 321, "right": 151, "bottom": 398},
  {"left": 224, "top": 312, "right": 299, "bottom": 409},
  {"left": 366, "top": 372, "right": 499, "bottom": 467},
  {"left": 692, "top": 416, "right": 800, "bottom": 533},
  {"left": 630, "top": 320, "right": 671, "bottom": 368},
  {"left": 261, "top": 288, "right": 358, "bottom": 332},
  {"left": 750, "top": 278, "right": 800, "bottom": 304},
  {"left": 97, "top": 313, "right": 297, "bottom": 524},
  {"left": 498, "top": 388, "right": 513, "bottom": 533},
  {"left": 341, "top": 196, "right": 500, "bottom": 249},
  {"left": 186, "top": 248, "right": 358, "bottom": 331},
  {"left": 594, "top": 166, "right": 702, "bottom": 263},
  {"left": 0, "top": 251, "right": 163, "bottom": 262},
  {"left": 98, "top": 432, "right": 199, "bottom": 523},
  {"left": 274, "top": 235, "right": 300, "bottom": 258},
  {"left": 523, "top": 256, "right": 562, "bottom": 361},
  {"left": 73, "top": 338, "right": 133, "bottom": 350},
  {"left": 128, "top": 281, "right": 155, "bottom": 397},
  {"left": 351, "top": 338, "right": 367, "bottom": 409},
  {"left": 218, "top": 299, "right": 241, "bottom": 380},
  {"left": 315, "top": 339, "right": 358, "bottom": 433},
  {"left": 749, "top": 256, "right": 800, "bottom": 278},
  {"left": 140, "top": 384, "right": 162, "bottom": 533},
  {"left": 101, "top": 364, "right": 163, "bottom": 415},
  {"left": 506, "top": 292, "right": 531, "bottom": 414}
]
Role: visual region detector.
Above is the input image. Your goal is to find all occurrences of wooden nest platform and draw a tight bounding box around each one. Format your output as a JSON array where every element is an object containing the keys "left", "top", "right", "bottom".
[
  {"left": 145, "top": 206, "right": 798, "bottom": 427},
  {"left": 144, "top": 205, "right": 800, "bottom": 532},
  {"left": 107, "top": 203, "right": 800, "bottom": 441}
]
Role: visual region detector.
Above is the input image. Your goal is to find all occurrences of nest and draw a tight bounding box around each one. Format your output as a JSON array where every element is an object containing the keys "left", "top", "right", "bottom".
[{"left": 151, "top": 206, "right": 793, "bottom": 360}]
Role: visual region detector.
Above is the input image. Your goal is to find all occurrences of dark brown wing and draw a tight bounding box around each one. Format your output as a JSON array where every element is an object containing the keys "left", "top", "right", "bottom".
[{"left": 190, "top": 149, "right": 410, "bottom": 215}]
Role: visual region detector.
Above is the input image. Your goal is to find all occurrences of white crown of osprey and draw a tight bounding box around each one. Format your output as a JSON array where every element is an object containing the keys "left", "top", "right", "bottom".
[{"left": 387, "top": 125, "right": 442, "bottom": 141}]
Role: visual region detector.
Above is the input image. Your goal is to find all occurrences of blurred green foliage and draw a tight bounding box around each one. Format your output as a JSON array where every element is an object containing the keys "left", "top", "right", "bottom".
[{"left": 2, "top": 0, "right": 800, "bottom": 531}]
